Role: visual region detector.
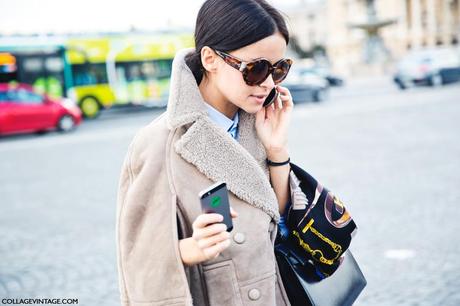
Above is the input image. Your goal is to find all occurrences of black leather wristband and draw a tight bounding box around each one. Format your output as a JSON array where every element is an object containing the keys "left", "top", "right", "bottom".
[{"left": 266, "top": 157, "right": 290, "bottom": 167}]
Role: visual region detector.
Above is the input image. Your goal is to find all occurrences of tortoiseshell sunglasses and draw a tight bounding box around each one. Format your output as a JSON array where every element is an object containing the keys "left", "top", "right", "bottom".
[{"left": 214, "top": 49, "right": 293, "bottom": 86}]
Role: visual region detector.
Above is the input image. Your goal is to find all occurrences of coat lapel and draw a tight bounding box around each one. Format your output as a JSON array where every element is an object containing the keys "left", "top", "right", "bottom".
[{"left": 166, "top": 48, "right": 280, "bottom": 222}]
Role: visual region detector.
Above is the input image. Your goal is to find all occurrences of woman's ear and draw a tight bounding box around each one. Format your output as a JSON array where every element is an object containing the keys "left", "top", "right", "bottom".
[{"left": 200, "top": 46, "right": 219, "bottom": 73}]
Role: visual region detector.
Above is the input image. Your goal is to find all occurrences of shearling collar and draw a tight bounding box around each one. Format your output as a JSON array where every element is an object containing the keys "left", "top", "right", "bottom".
[{"left": 166, "top": 48, "right": 280, "bottom": 222}]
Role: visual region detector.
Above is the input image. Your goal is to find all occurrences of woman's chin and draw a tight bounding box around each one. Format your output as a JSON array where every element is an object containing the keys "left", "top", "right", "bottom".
[{"left": 240, "top": 102, "right": 264, "bottom": 114}]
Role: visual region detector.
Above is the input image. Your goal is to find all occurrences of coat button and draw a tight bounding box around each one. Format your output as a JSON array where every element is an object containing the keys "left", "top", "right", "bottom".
[
  {"left": 233, "top": 232, "right": 246, "bottom": 244},
  {"left": 248, "top": 288, "right": 261, "bottom": 300}
]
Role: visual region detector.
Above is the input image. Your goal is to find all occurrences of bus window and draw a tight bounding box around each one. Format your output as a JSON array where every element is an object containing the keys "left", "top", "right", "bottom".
[
  {"left": 154, "top": 59, "right": 173, "bottom": 79},
  {"left": 127, "top": 64, "right": 142, "bottom": 82},
  {"left": 43, "top": 57, "right": 65, "bottom": 97},
  {"left": 141, "top": 62, "right": 155, "bottom": 80},
  {"left": 116, "top": 59, "right": 173, "bottom": 82},
  {"left": 18, "top": 55, "right": 65, "bottom": 98},
  {"left": 45, "top": 57, "right": 64, "bottom": 74},
  {"left": 22, "top": 57, "right": 44, "bottom": 84},
  {"left": 72, "top": 63, "right": 108, "bottom": 86}
]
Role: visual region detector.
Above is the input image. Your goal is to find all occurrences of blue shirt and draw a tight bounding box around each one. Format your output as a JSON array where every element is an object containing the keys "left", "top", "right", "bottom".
[
  {"left": 205, "top": 103, "right": 239, "bottom": 140},
  {"left": 278, "top": 204, "right": 291, "bottom": 239}
]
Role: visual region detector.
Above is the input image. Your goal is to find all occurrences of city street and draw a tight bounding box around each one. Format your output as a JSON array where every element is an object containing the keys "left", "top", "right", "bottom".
[{"left": 1, "top": 78, "right": 459, "bottom": 305}]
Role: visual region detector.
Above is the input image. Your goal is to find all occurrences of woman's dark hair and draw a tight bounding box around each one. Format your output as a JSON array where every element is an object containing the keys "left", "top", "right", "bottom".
[{"left": 186, "top": 0, "right": 290, "bottom": 84}]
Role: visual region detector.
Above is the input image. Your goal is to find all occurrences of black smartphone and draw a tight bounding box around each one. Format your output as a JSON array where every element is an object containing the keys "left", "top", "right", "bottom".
[
  {"left": 199, "top": 182, "right": 233, "bottom": 232},
  {"left": 263, "top": 87, "right": 279, "bottom": 107}
]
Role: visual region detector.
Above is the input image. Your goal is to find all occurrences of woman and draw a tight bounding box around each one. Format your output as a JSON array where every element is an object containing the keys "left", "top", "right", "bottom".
[{"left": 116, "top": 0, "right": 300, "bottom": 304}]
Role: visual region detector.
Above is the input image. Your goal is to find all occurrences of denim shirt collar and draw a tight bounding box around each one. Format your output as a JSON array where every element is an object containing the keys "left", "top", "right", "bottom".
[{"left": 204, "top": 102, "right": 239, "bottom": 139}]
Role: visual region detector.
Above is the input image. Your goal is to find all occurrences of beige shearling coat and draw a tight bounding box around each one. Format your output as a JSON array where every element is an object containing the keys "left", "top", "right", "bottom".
[{"left": 116, "top": 48, "right": 293, "bottom": 306}]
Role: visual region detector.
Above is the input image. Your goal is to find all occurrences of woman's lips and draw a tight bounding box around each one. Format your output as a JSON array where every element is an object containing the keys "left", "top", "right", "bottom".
[{"left": 250, "top": 94, "right": 268, "bottom": 104}]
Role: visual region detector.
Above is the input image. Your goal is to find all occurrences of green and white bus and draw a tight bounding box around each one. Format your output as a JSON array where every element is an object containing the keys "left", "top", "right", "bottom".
[{"left": 0, "top": 32, "right": 194, "bottom": 118}]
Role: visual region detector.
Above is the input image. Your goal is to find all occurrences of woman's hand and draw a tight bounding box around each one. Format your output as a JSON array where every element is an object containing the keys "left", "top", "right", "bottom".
[
  {"left": 255, "top": 86, "right": 293, "bottom": 158},
  {"left": 179, "top": 208, "right": 238, "bottom": 266}
]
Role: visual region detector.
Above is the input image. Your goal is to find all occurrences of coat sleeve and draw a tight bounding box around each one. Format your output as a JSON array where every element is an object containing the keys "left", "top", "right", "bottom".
[{"left": 116, "top": 128, "right": 193, "bottom": 306}]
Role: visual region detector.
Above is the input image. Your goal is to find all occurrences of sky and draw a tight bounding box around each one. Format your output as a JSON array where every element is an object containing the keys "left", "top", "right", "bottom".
[{"left": 0, "top": 0, "right": 307, "bottom": 35}]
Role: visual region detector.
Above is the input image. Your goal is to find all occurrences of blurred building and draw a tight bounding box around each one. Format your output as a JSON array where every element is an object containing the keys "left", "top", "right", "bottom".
[{"left": 286, "top": 0, "right": 460, "bottom": 76}]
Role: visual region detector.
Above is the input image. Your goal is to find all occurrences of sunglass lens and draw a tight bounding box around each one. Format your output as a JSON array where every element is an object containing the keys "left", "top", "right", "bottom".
[
  {"left": 245, "top": 60, "right": 270, "bottom": 85},
  {"left": 272, "top": 60, "right": 292, "bottom": 84}
]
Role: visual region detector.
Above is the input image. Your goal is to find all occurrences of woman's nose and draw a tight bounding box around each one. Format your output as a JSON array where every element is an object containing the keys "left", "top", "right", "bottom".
[{"left": 259, "top": 73, "right": 275, "bottom": 89}]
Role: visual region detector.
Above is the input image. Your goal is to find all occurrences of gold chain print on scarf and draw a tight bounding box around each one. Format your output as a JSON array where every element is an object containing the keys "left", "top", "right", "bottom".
[{"left": 292, "top": 218, "right": 343, "bottom": 266}]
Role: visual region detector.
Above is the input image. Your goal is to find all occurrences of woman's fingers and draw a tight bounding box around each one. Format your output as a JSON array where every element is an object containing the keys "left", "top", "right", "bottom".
[
  {"left": 271, "top": 88, "right": 282, "bottom": 110},
  {"left": 192, "top": 213, "right": 223, "bottom": 231},
  {"left": 202, "top": 239, "right": 232, "bottom": 260},
  {"left": 276, "top": 85, "right": 290, "bottom": 95},
  {"left": 190, "top": 211, "right": 237, "bottom": 262},
  {"left": 193, "top": 222, "right": 227, "bottom": 240},
  {"left": 271, "top": 86, "right": 292, "bottom": 112},
  {"left": 266, "top": 102, "right": 275, "bottom": 119},
  {"left": 197, "top": 230, "right": 231, "bottom": 249},
  {"left": 276, "top": 86, "right": 294, "bottom": 108}
]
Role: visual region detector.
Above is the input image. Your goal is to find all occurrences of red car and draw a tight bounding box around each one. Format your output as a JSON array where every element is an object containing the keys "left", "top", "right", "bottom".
[{"left": 0, "top": 83, "right": 82, "bottom": 136}]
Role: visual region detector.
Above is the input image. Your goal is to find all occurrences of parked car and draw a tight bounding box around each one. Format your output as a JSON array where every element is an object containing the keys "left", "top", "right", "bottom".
[
  {"left": 0, "top": 83, "right": 82, "bottom": 136},
  {"left": 309, "top": 65, "right": 344, "bottom": 87},
  {"left": 393, "top": 47, "right": 460, "bottom": 89},
  {"left": 283, "top": 67, "right": 330, "bottom": 103}
]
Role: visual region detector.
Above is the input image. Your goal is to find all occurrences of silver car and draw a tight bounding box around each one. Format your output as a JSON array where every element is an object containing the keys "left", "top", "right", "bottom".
[
  {"left": 283, "top": 67, "right": 330, "bottom": 103},
  {"left": 393, "top": 47, "right": 460, "bottom": 89}
]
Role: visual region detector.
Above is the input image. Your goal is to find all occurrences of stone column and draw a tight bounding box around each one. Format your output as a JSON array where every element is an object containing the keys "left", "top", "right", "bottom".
[
  {"left": 398, "top": 0, "right": 409, "bottom": 55},
  {"left": 458, "top": 0, "right": 460, "bottom": 43},
  {"left": 442, "top": 0, "right": 453, "bottom": 45},
  {"left": 426, "top": 0, "right": 437, "bottom": 46},
  {"left": 410, "top": 0, "right": 422, "bottom": 48},
  {"left": 458, "top": 0, "right": 460, "bottom": 24},
  {"left": 456, "top": 0, "right": 460, "bottom": 44}
]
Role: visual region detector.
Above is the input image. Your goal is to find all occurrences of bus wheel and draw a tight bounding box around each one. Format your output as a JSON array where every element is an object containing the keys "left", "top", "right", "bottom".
[{"left": 80, "top": 96, "right": 101, "bottom": 119}]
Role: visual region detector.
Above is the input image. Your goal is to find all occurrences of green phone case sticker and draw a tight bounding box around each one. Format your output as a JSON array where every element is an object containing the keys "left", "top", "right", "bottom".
[{"left": 211, "top": 196, "right": 221, "bottom": 208}]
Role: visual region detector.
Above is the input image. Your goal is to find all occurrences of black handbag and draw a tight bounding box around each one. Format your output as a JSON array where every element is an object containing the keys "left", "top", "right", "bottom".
[{"left": 275, "top": 163, "right": 367, "bottom": 306}]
